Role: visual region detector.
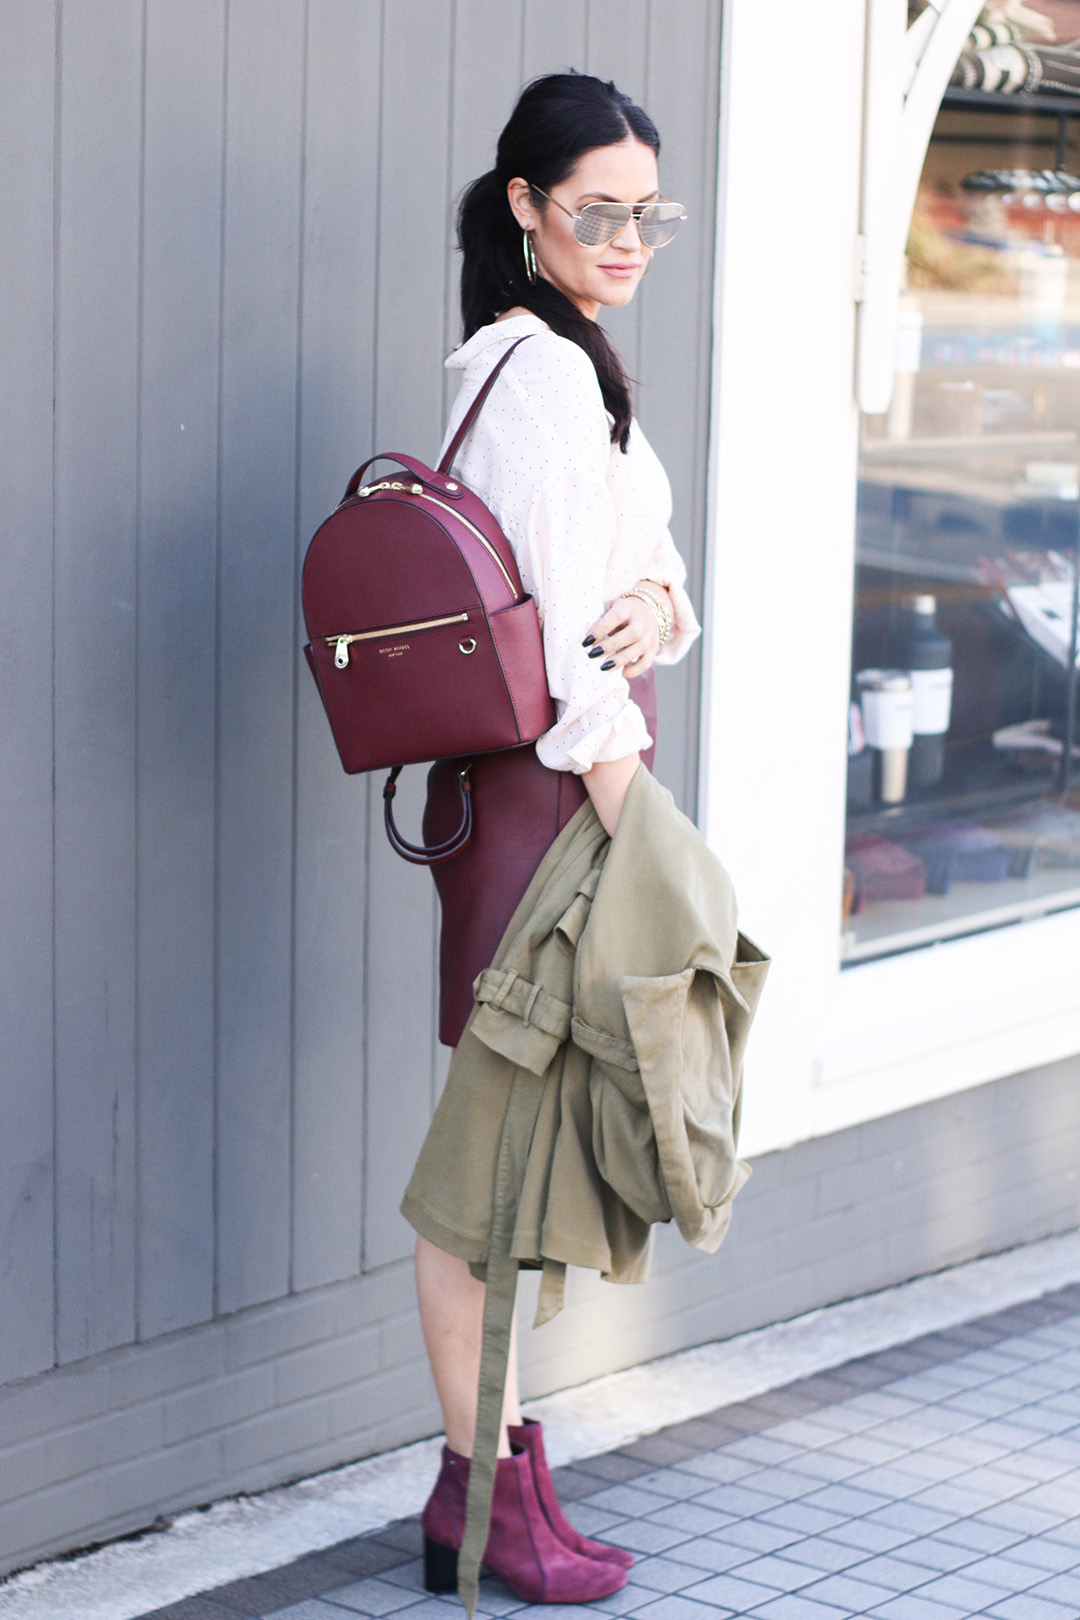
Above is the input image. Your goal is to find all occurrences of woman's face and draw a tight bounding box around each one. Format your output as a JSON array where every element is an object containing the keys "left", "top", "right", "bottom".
[{"left": 508, "top": 138, "right": 661, "bottom": 321}]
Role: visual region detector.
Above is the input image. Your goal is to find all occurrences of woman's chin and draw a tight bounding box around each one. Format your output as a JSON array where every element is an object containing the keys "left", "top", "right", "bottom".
[{"left": 593, "top": 275, "right": 642, "bottom": 308}]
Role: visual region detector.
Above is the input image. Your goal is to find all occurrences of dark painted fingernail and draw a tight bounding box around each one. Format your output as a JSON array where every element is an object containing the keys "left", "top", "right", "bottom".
[
  {"left": 600, "top": 658, "right": 616, "bottom": 671},
  {"left": 588, "top": 645, "right": 606, "bottom": 659},
  {"left": 582, "top": 635, "right": 595, "bottom": 647}
]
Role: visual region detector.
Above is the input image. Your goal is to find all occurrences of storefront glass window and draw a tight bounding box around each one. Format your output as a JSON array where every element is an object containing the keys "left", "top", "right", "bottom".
[{"left": 843, "top": 84, "right": 1080, "bottom": 963}]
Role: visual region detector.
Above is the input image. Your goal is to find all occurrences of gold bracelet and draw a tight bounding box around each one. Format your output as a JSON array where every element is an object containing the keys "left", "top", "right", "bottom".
[
  {"left": 639, "top": 582, "right": 675, "bottom": 643},
  {"left": 623, "top": 586, "right": 673, "bottom": 645}
]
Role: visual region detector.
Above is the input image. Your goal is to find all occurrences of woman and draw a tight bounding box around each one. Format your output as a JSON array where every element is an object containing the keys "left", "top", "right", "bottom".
[{"left": 406, "top": 73, "right": 701, "bottom": 1604}]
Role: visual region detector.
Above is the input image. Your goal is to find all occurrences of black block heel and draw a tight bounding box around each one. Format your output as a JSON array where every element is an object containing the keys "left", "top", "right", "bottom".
[{"left": 424, "top": 1535, "right": 459, "bottom": 1594}]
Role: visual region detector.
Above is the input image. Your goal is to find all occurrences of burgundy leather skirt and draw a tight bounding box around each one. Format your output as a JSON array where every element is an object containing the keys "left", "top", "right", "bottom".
[{"left": 424, "top": 670, "right": 658, "bottom": 1047}]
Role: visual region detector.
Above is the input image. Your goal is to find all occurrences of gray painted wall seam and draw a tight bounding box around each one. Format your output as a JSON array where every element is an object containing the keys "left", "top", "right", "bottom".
[
  {"left": 133, "top": 0, "right": 149, "bottom": 1346},
  {"left": 287, "top": 0, "right": 311, "bottom": 1301},
  {"left": 211, "top": 0, "right": 231, "bottom": 1325},
  {"left": 49, "top": 0, "right": 62, "bottom": 1380},
  {"left": 50, "top": 0, "right": 62, "bottom": 1379}
]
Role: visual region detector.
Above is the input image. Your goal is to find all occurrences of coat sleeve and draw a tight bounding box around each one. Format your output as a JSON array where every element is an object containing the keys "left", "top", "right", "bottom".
[{"left": 617, "top": 966, "right": 753, "bottom": 1253}]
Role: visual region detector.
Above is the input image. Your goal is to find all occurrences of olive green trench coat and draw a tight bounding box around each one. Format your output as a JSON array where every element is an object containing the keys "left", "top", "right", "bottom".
[{"left": 402, "top": 763, "right": 769, "bottom": 1612}]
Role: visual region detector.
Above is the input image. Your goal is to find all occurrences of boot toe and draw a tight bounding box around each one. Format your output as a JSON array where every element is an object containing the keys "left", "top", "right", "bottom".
[
  {"left": 540, "top": 1552, "right": 628, "bottom": 1603},
  {"left": 582, "top": 1538, "right": 634, "bottom": 1569}
]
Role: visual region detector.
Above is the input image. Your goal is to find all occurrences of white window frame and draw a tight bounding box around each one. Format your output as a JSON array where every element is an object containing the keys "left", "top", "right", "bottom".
[{"left": 703, "top": 0, "right": 1080, "bottom": 1161}]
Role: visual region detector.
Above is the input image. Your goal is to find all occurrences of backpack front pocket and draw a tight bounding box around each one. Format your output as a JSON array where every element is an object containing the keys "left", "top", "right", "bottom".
[{"left": 325, "top": 610, "right": 472, "bottom": 669}]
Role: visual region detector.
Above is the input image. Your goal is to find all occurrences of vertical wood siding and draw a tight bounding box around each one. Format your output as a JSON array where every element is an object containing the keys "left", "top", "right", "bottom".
[
  {"left": 53, "top": 0, "right": 142, "bottom": 1365},
  {"left": 362, "top": 0, "right": 455, "bottom": 1275},
  {"left": 0, "top": 0, "right": 57, "bottom": 1388},
  {"left": 291, "top": 0, "right": 379, "bottom": 1297},
  {"left": 215, "top": 0, "right": 306, "bottom": 1317},
  {"left": 136, "top": 0, "right": 226, "bottom": 1343},
  {"left": 1, "top": 0, "right": 720, "bottom": 1385}
]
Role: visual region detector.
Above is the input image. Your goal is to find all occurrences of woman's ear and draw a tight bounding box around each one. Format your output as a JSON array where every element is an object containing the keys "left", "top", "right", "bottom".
[{"left": 507, "top": 176, "right": 539, "bottom": 232}]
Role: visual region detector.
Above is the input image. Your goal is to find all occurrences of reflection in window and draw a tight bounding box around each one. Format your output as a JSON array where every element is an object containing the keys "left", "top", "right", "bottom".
[{"left": 843, "top": 29, "right": 1080, "bottom": 962}]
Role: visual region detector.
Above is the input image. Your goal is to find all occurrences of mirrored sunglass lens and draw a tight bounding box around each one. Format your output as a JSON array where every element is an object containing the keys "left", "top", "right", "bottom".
[
  {"left": 639, "top": 205, "right": 685, "bottom": 247},
  {"left": 573, "top": 204, "right": 630, "bottom": 246}
]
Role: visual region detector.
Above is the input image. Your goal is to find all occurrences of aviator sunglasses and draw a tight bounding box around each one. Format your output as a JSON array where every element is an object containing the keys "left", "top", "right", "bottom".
[{"left": 530, "top": 185, "right": 687, "bottom": 249}]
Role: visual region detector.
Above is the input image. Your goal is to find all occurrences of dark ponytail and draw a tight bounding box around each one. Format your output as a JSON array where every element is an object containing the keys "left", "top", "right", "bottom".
[{"left": 457, "top": 73, "right": 660, "bottom": 453}]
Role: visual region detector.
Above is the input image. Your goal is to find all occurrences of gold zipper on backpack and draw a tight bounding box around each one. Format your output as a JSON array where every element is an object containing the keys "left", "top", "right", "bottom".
[
  {"left": 355, "top": 480, "right": 424, "bottom": 498},
  {"left": 416, "top": 492, "right": 517, "bottom": 597},
  {"left": 326, "top": 611, "right": 470, "bottom": 669},
  {"left": 344, "top": 481, "right": 518, "bottom": 599}
]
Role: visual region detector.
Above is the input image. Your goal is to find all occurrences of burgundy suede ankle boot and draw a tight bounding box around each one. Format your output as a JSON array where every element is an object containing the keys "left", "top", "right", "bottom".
[
  {"left": 508, "top": 1418, "right": 635, "bottom": 1569},
  {"left": 421, "top": 1443, "right": 628, "bottom": 1603}
]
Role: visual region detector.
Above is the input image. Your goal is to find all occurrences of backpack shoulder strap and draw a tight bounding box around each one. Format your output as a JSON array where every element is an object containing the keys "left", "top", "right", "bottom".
[{"left": 437, "top": 335, "right": 531, "bottom": 475}]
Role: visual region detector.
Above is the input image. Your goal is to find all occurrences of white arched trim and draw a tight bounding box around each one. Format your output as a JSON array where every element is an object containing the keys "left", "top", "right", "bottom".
[{"left": 856, "top": 0, "right": 985, "bottom": 412}]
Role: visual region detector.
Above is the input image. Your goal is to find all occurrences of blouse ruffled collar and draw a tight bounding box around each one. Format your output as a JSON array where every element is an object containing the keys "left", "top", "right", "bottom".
[{"left": 444, "top": 312, "right": 548, "bottom": 371}]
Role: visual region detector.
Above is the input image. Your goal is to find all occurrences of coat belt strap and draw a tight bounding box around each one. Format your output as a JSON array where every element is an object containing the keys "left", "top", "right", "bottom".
[{"left": 457, "top": 1062, "right": 547, "bottom": 1617}]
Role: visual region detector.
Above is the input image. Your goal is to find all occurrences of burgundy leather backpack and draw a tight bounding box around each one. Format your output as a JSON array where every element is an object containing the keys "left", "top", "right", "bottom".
[{"left": 302, "top": 338, "right": 554, "bottom": 864}]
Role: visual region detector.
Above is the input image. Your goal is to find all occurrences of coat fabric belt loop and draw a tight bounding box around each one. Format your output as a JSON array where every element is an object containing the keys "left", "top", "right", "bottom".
[
  {"left": 473, "top": 968, "right": 572, "bottom": 1044},
  {"left": 490, "top": 968, "right": 517, "bottom": 1010},
  {"left": 521, "top": 980, "right": 541, "bottom": 1027}
]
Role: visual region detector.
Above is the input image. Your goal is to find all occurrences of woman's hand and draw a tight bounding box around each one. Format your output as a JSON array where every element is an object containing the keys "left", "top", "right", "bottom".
[{"left": 582, "top": 582, "right": 674, "bottom": 679}]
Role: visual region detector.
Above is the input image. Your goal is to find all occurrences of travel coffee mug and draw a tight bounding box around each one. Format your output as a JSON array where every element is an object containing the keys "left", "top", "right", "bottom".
[{"left": 857, "top": 669, "right": 915, "bottom": 804}]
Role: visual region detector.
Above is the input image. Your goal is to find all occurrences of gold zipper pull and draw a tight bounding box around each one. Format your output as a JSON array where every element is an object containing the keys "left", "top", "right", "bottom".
[{"left": 334, "top": 636, "right": 350, "bottom": 669}]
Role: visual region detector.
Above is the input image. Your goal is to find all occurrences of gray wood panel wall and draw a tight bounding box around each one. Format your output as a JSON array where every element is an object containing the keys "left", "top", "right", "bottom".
[{"left": 1, "top": 0, "right": 720, "bottom": 1393}]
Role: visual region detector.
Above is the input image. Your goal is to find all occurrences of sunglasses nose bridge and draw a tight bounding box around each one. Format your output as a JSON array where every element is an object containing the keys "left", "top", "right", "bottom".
[{"left": 607, "top": 210, "right": 644, "bottom": 249}]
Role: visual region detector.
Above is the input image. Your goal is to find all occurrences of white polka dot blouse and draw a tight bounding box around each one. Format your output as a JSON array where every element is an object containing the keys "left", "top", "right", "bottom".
[{"left": 442, "top": 312, "right": 701, "bottom": 774}]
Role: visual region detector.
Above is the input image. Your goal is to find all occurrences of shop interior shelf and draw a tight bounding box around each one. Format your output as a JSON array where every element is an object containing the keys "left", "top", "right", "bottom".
[
  {"left": 841, "top": 868, "right": 1080, "bottom": 964},
  {"left": 861, "top": 432, "right": 1079, "bottom": 462},
  {"left": 846, "top": 740, "right": 1060, "bottom": 838},
  {"left": 942, "top": 87, "right": 1080, "bottom": 120}
]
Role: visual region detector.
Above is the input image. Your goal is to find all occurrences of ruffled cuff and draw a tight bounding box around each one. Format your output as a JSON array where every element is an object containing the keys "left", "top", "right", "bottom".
[{"left": 535, "top": 696, "right": 651, "bottom": 775}]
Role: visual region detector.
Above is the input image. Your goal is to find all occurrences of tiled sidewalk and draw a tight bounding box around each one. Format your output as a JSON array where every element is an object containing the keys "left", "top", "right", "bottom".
[{"left": 142, "top": 1284, "right": 1080, "bottom": 1620}]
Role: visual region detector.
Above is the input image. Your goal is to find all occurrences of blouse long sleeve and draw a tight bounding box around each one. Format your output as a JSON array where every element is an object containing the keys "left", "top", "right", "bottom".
[
  {"left": 441, "top": 315, "right": 700, "bottom": 773},
  {"left": 449, "top": 333, "right": 651, "bottom": 773}
]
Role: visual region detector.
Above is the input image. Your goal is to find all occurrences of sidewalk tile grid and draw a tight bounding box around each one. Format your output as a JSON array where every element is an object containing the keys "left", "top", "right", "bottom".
[{"left": 116, "top": 1285, "right": 1080, "bottom": 1620}]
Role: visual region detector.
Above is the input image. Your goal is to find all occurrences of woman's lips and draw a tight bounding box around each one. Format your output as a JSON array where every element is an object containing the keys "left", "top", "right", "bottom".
[{"left": 599, "top": 263, "right": 640, "bottom": 277}]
